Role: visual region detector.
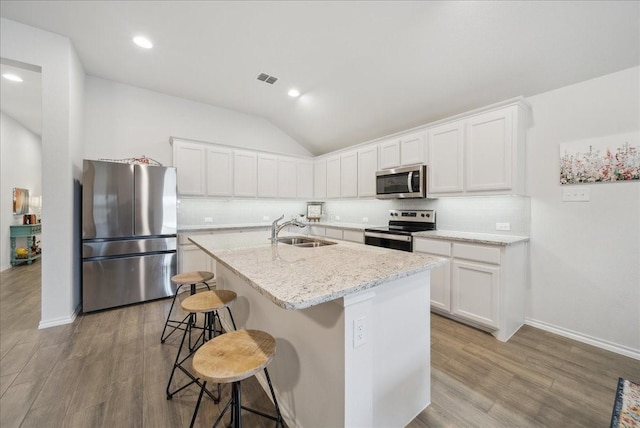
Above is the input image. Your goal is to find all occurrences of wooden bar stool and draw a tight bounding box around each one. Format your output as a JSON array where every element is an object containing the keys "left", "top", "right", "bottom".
[
  {"left": 166, "top": 290, "right": 238, "bottom": 401},
  {"left": 160, "top": 271, "right": 215, "bottom": 343},
  {"left": 190, "top": 329, "right": 284, "bottom": 428}
]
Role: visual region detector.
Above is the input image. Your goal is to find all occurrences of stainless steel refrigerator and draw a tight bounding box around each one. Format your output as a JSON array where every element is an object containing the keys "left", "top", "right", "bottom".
[{"left": 82, "top": 160, "right": 177, "bottom": 312}]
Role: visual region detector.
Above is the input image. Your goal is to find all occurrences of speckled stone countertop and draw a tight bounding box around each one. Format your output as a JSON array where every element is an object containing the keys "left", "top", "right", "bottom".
[
  {"left": 189, "top": 231, "right": 443, "bottom": 310},
  {"left": 413, "top": 230, "right": 529, "bottom": 246}
]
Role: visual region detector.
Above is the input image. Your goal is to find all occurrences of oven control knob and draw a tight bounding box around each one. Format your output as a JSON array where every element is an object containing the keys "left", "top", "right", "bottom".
[{"left": 426, "top": 213, "right": 430, "bottom": 218}]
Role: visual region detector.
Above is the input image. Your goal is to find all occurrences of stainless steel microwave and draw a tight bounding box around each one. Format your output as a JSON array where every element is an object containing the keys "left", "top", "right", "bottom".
[{"left": 375, "top": 164, "right": 427, "bottom": 199}]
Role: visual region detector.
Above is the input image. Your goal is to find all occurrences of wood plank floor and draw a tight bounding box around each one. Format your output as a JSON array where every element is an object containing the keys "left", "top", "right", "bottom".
[{"left": 1, "top": 262, "right": 638, "bottom": 427}]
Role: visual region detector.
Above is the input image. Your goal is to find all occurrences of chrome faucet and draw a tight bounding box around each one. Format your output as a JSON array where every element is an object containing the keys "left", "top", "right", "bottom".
[{"left": 271, "top": 214, "right": 306, "bottom": 241}]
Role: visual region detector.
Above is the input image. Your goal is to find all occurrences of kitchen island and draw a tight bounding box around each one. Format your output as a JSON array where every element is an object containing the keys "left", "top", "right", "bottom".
[{"left": 190, "top": 231, "right": 443, "bottom": 428}]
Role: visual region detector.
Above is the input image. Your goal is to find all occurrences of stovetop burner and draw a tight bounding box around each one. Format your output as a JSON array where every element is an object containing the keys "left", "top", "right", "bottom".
[{"left": 365, "top": 209, "right": 436, "bottom": 234}]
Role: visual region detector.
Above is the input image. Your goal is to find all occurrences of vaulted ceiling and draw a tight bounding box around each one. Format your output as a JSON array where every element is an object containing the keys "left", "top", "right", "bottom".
[{"left": 1, "top": 1, "right": 638, "bottom": 154}]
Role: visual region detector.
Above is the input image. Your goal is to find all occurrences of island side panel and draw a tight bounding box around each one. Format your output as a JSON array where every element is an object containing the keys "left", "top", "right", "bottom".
[
  {"left": 371, "top": 271, "right": 431, "bottom": 426},
  {"left": 215, "top": 263, "right": 347, "bottom": 428}
]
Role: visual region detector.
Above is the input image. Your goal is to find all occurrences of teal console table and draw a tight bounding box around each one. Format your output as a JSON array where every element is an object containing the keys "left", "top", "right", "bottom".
[{"left": 10, "top": 224, "right": 41, "bottom": 266}]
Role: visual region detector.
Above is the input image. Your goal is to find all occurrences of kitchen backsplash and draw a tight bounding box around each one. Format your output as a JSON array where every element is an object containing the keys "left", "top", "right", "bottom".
[
  {"left": 178, "top": 196, "right": 530, "bottom": 236},
  {"left": 178, "top": 199, "right": 308, "bottom": 226}
]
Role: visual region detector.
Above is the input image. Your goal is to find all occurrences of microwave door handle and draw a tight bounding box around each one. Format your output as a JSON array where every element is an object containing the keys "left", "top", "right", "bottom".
[{"left": 407, "top": 171, "right": 413, "bottom": 192}]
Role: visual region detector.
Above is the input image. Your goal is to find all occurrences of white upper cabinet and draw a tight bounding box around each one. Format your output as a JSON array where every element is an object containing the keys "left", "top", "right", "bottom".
[
  {"left": 257, "top": 154, "right": 278, "bottom": 198},
  {"left": 233, "top": 150, "right": 257, "bottom": 197},
  {"left": 173, "top": 140, "right": 206, "bottom": 196},
  {"left": 426, "top": 102, "right": 527, "bottom": 196},
  {"left": 296, "top": 160, "right": 314, "bottom": 199},
  {"left": 314, "top": 159, "right": 327, "bottom": 199},
  {"left": 206, "top": 146, "right": 233, "bottom": 197},
  {"left": 326, "top": 156, "right": 341, "bottom": 199},
  {"left": 378, "top": 139, "right": 401, "bottom": 169},
  {"left": 427, "top": 121, "right": 465, "bottom": 194},
  {"left": 340, "top": 151, "right": 358, "bottom": 198},
  {"left": 466, "top": 108, "right": 513, "bottom": 192},
  {"left": 172, "top": 99, "right": 528, "bottom": 200},
  {"left": 277, "top": 157, "right": 297, "bottom": 199},
  {"left": 379, "top": 132, "right": 426, "bottom": 170},
  {"left": 400, "top": 131, "right": 426, "bottom": 166},
  {"left": 357, "top": 145, "right": 378, "bottom": 197}
]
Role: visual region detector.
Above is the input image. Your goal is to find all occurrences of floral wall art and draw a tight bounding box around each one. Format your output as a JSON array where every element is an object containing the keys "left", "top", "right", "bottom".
[{"left": 559, "top": 132, "right": 640, "bottom": 184}]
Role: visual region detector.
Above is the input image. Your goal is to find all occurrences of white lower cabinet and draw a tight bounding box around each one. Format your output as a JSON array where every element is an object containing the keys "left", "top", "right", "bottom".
[
  {"left": 428, "top": 261, "right": 451, "bottom": 313},
  {"left": 325, "top": 228, "right": 343, "bottom": 240},
  {"left": 178, "top": 244, "right": 214, "bottom": 275},
  {"left": 414, "top": 237, "right": 527, "bottom": 341},
  {"left": 451, "top": 259, "right": 499, "bottom": 328},
  {"left": 414, "top": 238, "right": 451, "bottom": 312},
  {"left": 342, "top": 229, "right": 364, "bottom": 244},
  {"left": 307, "top": 225, "right": 326, "bottom": 237},
  {"left": 322, "top": 227, "right": 364, "bottom": 244}
]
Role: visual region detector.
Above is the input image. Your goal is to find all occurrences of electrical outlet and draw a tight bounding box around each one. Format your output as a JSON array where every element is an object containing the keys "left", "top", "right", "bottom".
[
  {"left": 353, "top": 317, "right": 366, "bottom": 348},
  {"left": 562, "top": 187, "right": 591, "bottom": 202},
  {"left": 263, "top": 216, "right": 270, "bottom": 221},
  {"left": 335, "top": 215, "right": 341, "bottom": 221},
  {"left": 496, "top": 222, "right": 510, "bottom": 231},
  {"left": 204, "top": 217, "right": 213, "bottom": 223},
  {"left": 362, "top": 217, "right": 369, "bottom": 223}
]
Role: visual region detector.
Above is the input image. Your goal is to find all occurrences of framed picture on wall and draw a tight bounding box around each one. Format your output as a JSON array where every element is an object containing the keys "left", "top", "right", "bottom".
[
  {"left": 559, "top": 132, "right": 639, "bottom": 184},
  {"left": 13, "top": 188, "right": 29, "bottom": 215}
]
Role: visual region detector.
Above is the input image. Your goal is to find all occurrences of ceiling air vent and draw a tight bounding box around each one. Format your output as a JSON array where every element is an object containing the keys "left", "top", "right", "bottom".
[{"left": 257, "top": 73, "right": 278, "bottom": 84}]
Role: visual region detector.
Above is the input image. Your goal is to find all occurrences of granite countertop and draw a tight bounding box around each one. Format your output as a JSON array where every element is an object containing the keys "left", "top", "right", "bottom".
[
  {"left": 189, "top": 230, "right": 443, "bottom": 310},
  {"left": 412, "top": 230, "right": 529, "bottom": 246}
]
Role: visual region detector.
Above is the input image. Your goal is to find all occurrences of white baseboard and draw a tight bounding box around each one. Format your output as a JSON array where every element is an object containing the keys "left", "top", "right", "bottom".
[
  {"left": 38, "top": 304, "right": 81, "bottom": 329},
  {"left": 525, "top": 318, "right": 640, "bottom": 361}
]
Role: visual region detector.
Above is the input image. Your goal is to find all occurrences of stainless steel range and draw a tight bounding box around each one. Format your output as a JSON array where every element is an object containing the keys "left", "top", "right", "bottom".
[{"left": 364, "top": 209, "right": 436, "bottom": 252}]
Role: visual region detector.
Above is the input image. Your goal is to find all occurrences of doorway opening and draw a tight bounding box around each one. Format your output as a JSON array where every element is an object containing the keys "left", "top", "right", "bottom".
[{"left": 1, "top": 57, "right": 43, "bottom": 326}]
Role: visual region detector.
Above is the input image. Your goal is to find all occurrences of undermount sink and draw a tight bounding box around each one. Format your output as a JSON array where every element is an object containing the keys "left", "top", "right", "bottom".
[{"left": 277, "top": 236, "right": 337, "bottom": 247}]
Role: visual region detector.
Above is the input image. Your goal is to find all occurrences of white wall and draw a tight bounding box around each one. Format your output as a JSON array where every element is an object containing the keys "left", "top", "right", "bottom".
[
  {"left": 526, "top": 66, "right": 640, "bottom": 356},
  {"left": 1, "top": 18, "right": 85, "bottom": 328},
  {"left": 0, "top": 112, "right": 42, "bottom": 271},
  {"left": 83, "top": 76, "right": 311, "bottom": 166}
]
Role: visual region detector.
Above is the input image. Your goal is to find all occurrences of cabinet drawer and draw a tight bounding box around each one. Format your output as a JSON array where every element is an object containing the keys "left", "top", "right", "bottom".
[
  {"left": 413, "top": 238, "right": 451, "bottom": 256},
  {"left": 452, "top": 243, "right": 500, "bottom": 264},
  {"left": 307, "top": 226, "right": 326, "bottom": 237},
  {"left": 342, "top": 230, "right": 364, "bottom": 244},
  {"left": 325, "top": 228, "right": 343, "bottom": 240}
]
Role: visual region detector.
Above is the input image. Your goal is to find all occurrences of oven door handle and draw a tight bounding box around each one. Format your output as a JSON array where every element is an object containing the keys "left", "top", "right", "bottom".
[{"left": 364, "top": 232, "right": 412, "bottom": 242}]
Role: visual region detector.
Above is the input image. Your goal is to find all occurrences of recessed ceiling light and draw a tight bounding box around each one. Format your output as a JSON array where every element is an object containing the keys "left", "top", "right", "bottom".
[
  {"left": 288, "top": 89, "right": 300, "bottom": 98},
  {"left": 133, "top": 36, "right": 153, "bottom": 49},
  {"left": 2, "top": 73, "right": 23, "bottom": 82}
]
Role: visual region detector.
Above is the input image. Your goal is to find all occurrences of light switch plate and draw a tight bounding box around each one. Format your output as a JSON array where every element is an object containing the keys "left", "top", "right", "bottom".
[{"left": 562, "top": 187, "right": 591, "bottom": 202}]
